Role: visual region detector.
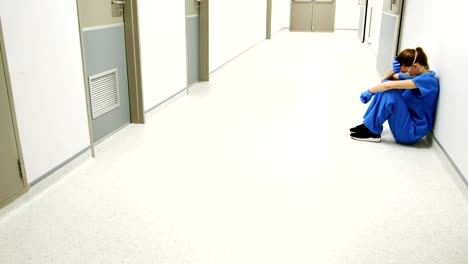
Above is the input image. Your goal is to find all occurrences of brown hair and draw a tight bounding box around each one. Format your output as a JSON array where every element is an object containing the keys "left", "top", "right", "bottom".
[{"left": 397, "top": 47, "right": 429, "bottom": 69}]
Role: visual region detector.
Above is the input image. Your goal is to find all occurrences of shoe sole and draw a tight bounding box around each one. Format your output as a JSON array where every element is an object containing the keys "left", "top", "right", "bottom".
[{"left": 350, "top": 135, "right": 381, "bottom": 143}]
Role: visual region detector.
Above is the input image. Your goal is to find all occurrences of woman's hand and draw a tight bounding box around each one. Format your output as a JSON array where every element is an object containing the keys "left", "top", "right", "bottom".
[
  {"left": 360, "top": 89, "right": 374, "bottom": 104},
  {"left": 392, "top": 56, "right": 401, "bottom": 73}
]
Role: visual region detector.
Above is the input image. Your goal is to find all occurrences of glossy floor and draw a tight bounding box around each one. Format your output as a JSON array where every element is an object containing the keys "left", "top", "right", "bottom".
[{"left": 1, "top": 30, "right": 467, "bottom": 264}]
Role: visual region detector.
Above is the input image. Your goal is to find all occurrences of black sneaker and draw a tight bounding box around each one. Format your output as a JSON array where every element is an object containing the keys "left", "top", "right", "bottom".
[
  {"left": 350, "top": 126, "right": 381, "bottom": 143},
  {"left": 349, "top": 124, "right": 367, "bottom": 133}
]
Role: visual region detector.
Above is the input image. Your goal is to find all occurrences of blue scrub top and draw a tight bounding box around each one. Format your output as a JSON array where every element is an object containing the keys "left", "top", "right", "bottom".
[{"left": 401, "top": 71, "right": 439, "bottom": 138}]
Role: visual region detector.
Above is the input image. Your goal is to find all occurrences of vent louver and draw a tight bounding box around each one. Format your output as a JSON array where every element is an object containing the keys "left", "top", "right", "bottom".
[{"left": 89, "top": 69, "right": 120, "bottom": 119}]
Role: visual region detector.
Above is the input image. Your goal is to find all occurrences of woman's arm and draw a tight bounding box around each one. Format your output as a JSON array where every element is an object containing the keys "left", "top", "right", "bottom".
[
  {"left": 381, "top": 70, "right": 395, "bottom": 81},
  {"left": 369, "top": 80, "right": 417, "bottom": 94}
]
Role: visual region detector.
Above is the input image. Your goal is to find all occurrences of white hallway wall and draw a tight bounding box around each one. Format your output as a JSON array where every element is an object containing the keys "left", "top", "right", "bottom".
[
  {"left": 138, "top": 1, "right": 187, "bottom": 111},
  {"left": 210, "top": 0, "right": 267, "bottom": 72},
  {"left": 0, "top": 1, "right": 90, "bottom": 184},
  {"left": 272, "top": 0, "right": 290, "bottom": 33},
  {"left": 399, "top": 0, "right": 468, "bottom": 180},
  {"left": 335, "top": 0, "right": 360, "bottom": 30}
]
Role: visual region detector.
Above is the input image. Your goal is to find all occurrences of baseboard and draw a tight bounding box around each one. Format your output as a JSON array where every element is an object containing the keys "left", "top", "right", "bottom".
[
  {"left": 0, "top": 147, "right": 93, "bottom": 222},
  {"left": 30, "top": 146, "right": 92, "bottom": 187},
  {"left": 145, "top": 87, "right": 188, "bottom": 117},
  {"left": 432, "top": 133, "right": 468, "bottom": 187}
]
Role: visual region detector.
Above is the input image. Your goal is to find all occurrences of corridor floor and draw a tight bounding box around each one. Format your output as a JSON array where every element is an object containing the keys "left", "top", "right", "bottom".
[{"left": 1, "top": 30, "right": 468, "bottom": 264}]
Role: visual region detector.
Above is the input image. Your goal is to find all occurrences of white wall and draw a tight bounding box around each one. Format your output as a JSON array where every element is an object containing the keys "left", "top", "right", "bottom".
[
  {"left": 0, "top": 1, "right": 90, "bottom": 183},
  {"left": 399, "top": 0, "right": 468, "bottom": 179},
  {"left": 210, "top": 0, "right": 267, "bottom": 72},
  {"left": 282, "top": 0, "right": 291, "bottom": 28},
  {"left": 138, "top": 1, "right": 187, "bottom": 111},
  {"left": 335, "top": 0, "right": 360, "bottom": 30},
  {"left": 272, "top": 0, "right": 290, "bottom": 33}
]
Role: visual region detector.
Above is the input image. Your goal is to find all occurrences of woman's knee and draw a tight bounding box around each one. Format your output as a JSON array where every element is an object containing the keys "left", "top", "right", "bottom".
[
  {"left": 383, "top": 89, "right": 402, "bottom": 97},
  {"left": 377, "top": 89, "right": 404, "bottom": 103}
]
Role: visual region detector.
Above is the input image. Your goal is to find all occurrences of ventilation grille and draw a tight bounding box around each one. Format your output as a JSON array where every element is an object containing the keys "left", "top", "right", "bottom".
[{"left": 89, "top": 69, "right": 120, "bottom": 119}]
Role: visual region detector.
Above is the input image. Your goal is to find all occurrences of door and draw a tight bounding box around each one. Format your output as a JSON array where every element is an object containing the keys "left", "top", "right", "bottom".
[
  {"left": 290, "top": 0, "right": 336, "bottom": 32},
  {"left": 313, "top": 0, "right": 336, "bottom": 32},
  {"left": 0, "top": 20, "right": 26, "bottom": 208},
  {"left": 77, "top": 0, "right": 131, "bottom": 143},
  {"left": 290, "top": 0, "right": 314, "bottom": 31}
]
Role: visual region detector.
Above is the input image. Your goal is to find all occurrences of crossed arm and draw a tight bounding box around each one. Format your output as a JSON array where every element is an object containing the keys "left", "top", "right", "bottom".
[{"left": 369, "top": 70, "right": 417, "bottom": 94}]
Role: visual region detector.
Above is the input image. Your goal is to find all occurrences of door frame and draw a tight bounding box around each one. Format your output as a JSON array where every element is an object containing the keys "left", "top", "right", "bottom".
[
  {"left": 358, "top": 0, "right": 368, "bottom": 43},
  {"left": 75, "top": 0, "right": 145, "bottom": 156},
  {"left": 395, "top": 0, "right": 406, "bottom": 55},
  {"left": 0, "top": 18, "right": 29, "bottom": 208},
  {"left": 266, "top": 0, "right": 272, "bottom": 39},
  {"left": 365, "top": 0, "right": 374, "bottom": 44},
  {"left": 123, "top": 0, "right": 145, "bottom": 124},
  {"left": 199, "top": 0, "right": 209, "bottom": 81}
]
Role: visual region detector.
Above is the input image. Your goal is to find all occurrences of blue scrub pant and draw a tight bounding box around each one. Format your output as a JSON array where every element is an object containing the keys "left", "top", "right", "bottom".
[{"left": 363, "top": 90, "right": 419, "bottom": 144}]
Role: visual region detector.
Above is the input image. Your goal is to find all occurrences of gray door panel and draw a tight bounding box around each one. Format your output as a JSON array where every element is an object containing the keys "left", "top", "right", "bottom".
[{"left": 83, "top": 26, "right": 130, "bottom": 142}]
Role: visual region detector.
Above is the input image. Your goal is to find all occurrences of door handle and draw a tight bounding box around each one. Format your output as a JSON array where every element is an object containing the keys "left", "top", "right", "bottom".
[
  {"left": 111, "top": 0, "right": 124, "bottom": 17},
  {"left": 389, "top": 0, "right": 398, "bottom": 12}
]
